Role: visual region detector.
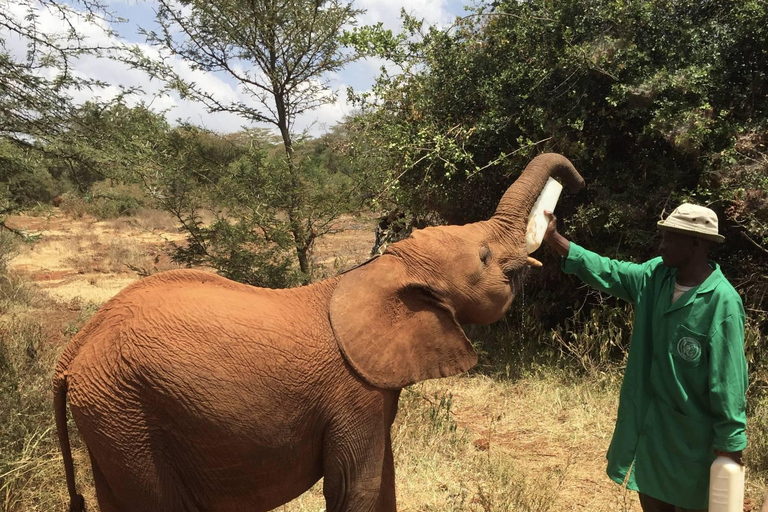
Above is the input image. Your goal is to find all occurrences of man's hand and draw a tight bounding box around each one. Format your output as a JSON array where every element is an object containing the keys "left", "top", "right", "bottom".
[
  {"left": 542, "top": 210, "right": 571, "bottom": 257},
  {"left": 716, "top": 450, "right": 744, "bottom": 466}
]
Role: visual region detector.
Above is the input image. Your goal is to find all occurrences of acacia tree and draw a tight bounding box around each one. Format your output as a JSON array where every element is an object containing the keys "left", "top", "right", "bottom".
[
  {"left": 130, "top": 0, "right": 362, "bottom": 276},
  {"left": 0, "top": 0, "right": 136, "bottom": 221},
  {"left": 0, "top": 0, "right": 120, "bottom": 145}
]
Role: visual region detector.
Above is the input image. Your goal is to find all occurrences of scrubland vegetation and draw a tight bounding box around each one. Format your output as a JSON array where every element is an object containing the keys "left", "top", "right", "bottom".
[{"left": 1, "top": 0, "right": 767, "bottom": 510}]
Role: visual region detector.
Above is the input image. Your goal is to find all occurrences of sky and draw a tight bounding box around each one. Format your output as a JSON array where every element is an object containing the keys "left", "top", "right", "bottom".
[{"left": 7, "top": 0, "right": 473, "bottom": 136}]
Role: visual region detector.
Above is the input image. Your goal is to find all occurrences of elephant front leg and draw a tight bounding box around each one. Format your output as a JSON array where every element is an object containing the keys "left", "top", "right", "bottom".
[
  {"left": 322, "top": 427, "right": 396, "bottom": 512},
  {"left": 373, "top": 432, "right": 396, "bottom": 511}
]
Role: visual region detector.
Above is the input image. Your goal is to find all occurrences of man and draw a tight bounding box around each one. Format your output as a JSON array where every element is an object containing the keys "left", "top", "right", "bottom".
[{"left": 543, "top": 203, "right": 748, "bottom": 511}]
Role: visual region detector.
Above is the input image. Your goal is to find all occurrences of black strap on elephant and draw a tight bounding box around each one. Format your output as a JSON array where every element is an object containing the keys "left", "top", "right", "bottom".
[{"left": 371, "top": 210, "right": 431, "bottom": 256}]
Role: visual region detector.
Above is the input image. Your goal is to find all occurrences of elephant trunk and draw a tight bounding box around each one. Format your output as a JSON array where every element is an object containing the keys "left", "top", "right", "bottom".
[{"left": 491, "top": 153, "right": 584, "bottom": 243}]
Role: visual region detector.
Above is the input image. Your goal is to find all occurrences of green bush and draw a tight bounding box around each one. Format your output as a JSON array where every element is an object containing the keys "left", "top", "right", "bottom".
[
  {"left": 0, "top": 139, "right": 63, "bottom": 210},
  {"left": 58, "top": 193, "right": 89, "bottom": 219},
  {"left": 549, "top": 302, "right": 633, "bottom": 377},
  {"left": 352, "top": 0, "right": 768, "bottom": 343},
  {"left": 6, "top": 167, "right": 60, "bottom": 206},
  {"left": 467, "top": 309, "right": 555, "bottom": 380},
  {"left": 86, "top": 182, "right": 146, "bottom": 219},
  {"left": 58, "top": 182, "right": 147, "bottom": 220},
  {"left": 170, "top": 215, "right": 301, "bottom": 289},
  {"left": 745, "top": 316, "right": 768, "bottom": 396}
]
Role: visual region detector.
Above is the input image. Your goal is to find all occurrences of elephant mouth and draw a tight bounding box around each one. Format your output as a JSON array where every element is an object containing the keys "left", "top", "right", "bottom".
[{"left": 504, "top": 267, "right": 528, "bottom": 292}]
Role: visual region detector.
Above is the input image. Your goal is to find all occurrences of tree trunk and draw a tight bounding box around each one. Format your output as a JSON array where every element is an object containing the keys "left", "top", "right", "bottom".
[
  {"left": 296, "top": 244, "right": 311, "bottom": 278},
  {"left": 275, "top": 93, "right": 313, "bottom": 278}
]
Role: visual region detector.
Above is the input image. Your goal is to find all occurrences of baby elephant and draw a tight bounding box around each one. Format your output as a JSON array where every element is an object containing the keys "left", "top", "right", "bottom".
[{"left": 55, "top": 153, "right": 584, "bottom": 512}]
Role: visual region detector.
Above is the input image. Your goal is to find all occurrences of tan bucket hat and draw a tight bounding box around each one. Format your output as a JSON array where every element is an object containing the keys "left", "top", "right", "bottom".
[{"left": 657, "top": 203, "right": 725, "bottom": 243}]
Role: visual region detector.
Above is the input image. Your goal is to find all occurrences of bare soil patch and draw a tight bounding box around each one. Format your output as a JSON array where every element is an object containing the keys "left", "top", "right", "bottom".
[
  {"left": 312, "top": 214, "right": 377, "bottom": 276},
  {"left": 6, "top": 212, "right": 186, "bottom": 304}
]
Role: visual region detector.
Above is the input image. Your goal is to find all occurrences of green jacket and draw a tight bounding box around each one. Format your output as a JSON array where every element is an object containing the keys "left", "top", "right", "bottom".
[{"left": 563, "top": 243, "right": 747, "bottom": 509}]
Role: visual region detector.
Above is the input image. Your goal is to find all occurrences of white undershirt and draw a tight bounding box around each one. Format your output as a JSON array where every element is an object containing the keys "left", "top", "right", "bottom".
[{"left": 672, "top": 282, "right": 695, "bottom": 304}]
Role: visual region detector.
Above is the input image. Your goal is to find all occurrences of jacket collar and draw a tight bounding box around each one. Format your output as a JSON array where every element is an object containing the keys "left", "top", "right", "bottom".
[{"left": 666, "top": 261, "right": 723, "bottom": 313}]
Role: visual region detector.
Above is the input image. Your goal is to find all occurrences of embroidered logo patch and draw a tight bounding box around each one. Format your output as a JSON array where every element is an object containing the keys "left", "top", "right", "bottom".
[{"left": 677, "top": 337, "right": 702, "bottom": 362}]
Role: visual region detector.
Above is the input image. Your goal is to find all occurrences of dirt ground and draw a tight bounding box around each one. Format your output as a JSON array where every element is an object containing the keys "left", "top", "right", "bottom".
[
  {"left": 6, "top": 210, "right": 764, "bottom": 511},
  {"left": 7, "top": 211, "right": 185, "bottom": 304}
]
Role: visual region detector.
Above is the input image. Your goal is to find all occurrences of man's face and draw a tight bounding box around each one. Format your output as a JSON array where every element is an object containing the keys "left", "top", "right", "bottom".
[{"left": 659, "top": 230, "right": 696, "bottom": 267}]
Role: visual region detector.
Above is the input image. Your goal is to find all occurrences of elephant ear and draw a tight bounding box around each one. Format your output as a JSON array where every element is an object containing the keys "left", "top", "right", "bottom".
[{"left": 330, "top": 256, "right": 477, "bottom": 390}]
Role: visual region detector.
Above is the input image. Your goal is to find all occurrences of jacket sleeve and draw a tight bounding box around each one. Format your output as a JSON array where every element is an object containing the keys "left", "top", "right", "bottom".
[
  {"left": 709, "top": 313, "right": 748, "bottom": 452},
  {"left": 561, "top": 242, "right": 653, "bottom": 304}
]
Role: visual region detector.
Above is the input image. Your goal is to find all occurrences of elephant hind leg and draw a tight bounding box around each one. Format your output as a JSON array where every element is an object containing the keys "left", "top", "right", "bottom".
[
  {"left": 78, "top": 406, "right": 202, "bottom": 512},
  {"left": 89, "top": 435, "right": 203, "bottom": 512},
  {"left": 89, "top": 450, "right": 122, "bottom": 512}
]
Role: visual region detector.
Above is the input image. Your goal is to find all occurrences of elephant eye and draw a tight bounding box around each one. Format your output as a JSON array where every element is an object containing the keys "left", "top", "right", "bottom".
[{"left": 479, "top": 245, "right": 491, "bottom": 265}]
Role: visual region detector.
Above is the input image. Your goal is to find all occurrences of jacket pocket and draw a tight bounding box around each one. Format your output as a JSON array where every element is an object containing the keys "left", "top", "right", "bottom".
[{"left": 654, "top": 400, "right": 713, "bottom": 462}]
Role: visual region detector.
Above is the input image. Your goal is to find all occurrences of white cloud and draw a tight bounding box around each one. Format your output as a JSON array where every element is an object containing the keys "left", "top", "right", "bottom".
[
  {"left": 356, "top": 0, "right": 454, "bottom": 28},
  {"left": 292, "top": 85, "right": 362, "bottom": 135},
  {"left": 3, "top": 1, "right": 107, "bottom": 60}
]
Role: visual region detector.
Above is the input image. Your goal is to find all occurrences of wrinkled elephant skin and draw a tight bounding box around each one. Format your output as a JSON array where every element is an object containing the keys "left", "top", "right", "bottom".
[{"left": 54, "top": 153, "right": 584, "bottom": 512}]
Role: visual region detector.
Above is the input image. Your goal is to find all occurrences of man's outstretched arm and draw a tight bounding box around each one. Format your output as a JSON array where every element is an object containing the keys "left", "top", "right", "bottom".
[{"left": 542, "top": 211, "right": 653, "bottom": 304}]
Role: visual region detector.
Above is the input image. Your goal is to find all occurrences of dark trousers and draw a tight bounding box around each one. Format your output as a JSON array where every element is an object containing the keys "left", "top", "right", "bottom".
[{"left": 639, "top": 493, "right": 707, "bottom": 512}]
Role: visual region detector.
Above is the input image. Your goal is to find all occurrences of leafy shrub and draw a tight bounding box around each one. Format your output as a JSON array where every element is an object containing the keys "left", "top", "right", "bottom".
[
  {"left": 351, "top": 0, "right": 768, "bottom": 343},
  {"left": 466, "top": 307, "right": 555, "bottom": 380},
  {"left": 58, "top": 183, "right": 147, "bottom": 220},
  {"left": 58, "top": 193, "right": 89, "bottom": 219},
  {"left": 0, "top": 230, "right": 18, "bottom": 271},
  {"left": 6, "top": 167, "right": 60, "bottom": 206},
  {"left": 170, "top": 215, "right": 301, "bottom": 289},
  {"left": 746, "top": 317, "right": 768, "bottom": 399},
  {"left": 549, "top": 301, "right": 634, "bottom": 377},
  {"left": 746, "top": 393, "right": 768, "bottom": 476},
  {"left": 85, "top": 182, "right": 146, "bottom": 219}
]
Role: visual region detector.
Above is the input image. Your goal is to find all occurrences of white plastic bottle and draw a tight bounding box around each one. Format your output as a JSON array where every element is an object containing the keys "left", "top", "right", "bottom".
[
  {"left": 525, "top": 177, "right": 563, "bottom": 254},
  {"left": 709, "top": 455, "right": 745, "bottom": 512}
]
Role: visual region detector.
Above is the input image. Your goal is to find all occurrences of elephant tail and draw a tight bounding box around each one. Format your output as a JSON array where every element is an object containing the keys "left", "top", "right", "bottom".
[{"left": 54, "top": 371, "right": 85, "bottom": 512}]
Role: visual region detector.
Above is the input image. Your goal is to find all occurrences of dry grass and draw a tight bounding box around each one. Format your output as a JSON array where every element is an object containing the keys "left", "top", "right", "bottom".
[
  {"left": 311, "top": 214, "right": 377, "bottom": 279},
  {"left": 390, "top": 375, "right": 629, "bottom": 512},
  {"left": 0, "top": 270, "right": 94, "bottom": 512},
  {"left": 389, "top": 378, "right": 572, "bottom": 512},
  {"left": 64, "top": 235, "right": 158, "bottom": 274},
  {"left": 127, "top": 208, "right": 179, "bottom": 233},
  {"left": 279, "top": 372, "right": 766, "bottom": 512}
]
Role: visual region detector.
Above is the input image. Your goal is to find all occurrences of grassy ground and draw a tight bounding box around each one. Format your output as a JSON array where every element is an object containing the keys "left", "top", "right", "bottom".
[{"left": 0, "top": 208, "right": 766, "bottom": 511}]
